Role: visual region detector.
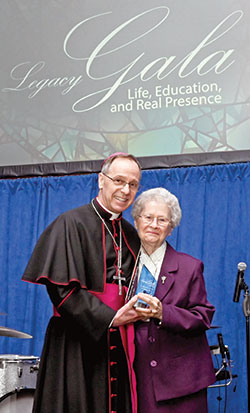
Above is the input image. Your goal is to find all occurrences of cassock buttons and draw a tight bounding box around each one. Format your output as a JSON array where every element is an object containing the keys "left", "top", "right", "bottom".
[{"left": 150, "top": 360, "right": 158, "bottom": 367}]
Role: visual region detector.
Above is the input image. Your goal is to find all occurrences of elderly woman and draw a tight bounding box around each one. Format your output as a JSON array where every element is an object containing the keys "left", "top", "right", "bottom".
[{"left": 131, "top": 187, "right": 216, "bottom": 413}]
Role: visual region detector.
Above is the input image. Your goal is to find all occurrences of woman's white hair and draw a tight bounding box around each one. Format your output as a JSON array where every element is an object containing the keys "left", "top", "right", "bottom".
[{"left": 131, "top": 187, "right": 182, "bottom": 228}]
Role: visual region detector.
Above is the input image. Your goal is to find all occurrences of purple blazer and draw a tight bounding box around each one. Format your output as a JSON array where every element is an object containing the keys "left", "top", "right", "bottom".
[{"left": 135, "top": 242, "right": 216, "bottom": 405}]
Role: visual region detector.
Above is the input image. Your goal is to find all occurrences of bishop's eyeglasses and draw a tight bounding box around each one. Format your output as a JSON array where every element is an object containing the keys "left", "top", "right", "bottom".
[
  {"left": 138, "top": 214, "right": 171, "bottom": 227},
  {"left": 102, "top": 172, "right": 139, "bottom": 191}
]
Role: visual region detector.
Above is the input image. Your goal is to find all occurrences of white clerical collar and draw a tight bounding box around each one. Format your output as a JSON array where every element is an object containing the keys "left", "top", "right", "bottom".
[{"left": 96, "top": 197, "right": 120, "bottom": 220}]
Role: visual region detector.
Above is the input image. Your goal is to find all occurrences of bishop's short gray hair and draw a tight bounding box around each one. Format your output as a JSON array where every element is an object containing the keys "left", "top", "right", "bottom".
[
  {"left": 131, "top": 187, "right": 182, "bottom": 228},
  {"left": 101, "top": 153, "right": 141, "bottom": 176}
]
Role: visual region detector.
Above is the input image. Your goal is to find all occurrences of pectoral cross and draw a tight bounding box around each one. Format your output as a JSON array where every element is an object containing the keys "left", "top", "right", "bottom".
[{"left": 113, "top": 269, "right": 126, "bottom": 295}]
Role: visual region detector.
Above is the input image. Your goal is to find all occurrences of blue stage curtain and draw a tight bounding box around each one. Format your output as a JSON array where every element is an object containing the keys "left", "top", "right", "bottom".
[{"left": 1, "top": 162, "right": 250, "bottom": 412}]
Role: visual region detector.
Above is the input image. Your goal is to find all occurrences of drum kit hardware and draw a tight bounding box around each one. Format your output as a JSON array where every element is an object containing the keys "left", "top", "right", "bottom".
[
  {"left": 0, "top": 323, "right": 39, "bottom": 412},
  {"left": 0, "top": 327, "right": 32, "bottom": 339},
  {"left": 209, "top": 332, "right": 236, "bottom": 389}
]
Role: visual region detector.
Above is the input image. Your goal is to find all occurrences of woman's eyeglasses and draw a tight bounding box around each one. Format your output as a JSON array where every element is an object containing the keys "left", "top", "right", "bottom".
[{"left": 139, "top": 214, "right": 171, "bottom": 227}]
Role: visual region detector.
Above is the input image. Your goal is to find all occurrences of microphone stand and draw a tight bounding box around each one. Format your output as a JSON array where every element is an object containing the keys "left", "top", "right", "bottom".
[{"left": 242, "top": 282, "right": 250, "bottom": 413}]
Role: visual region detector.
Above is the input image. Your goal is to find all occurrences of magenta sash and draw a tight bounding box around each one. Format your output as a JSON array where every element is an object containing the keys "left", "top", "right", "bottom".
[{"left": 92, "top": 284, "right": 137, "bottom": 413}]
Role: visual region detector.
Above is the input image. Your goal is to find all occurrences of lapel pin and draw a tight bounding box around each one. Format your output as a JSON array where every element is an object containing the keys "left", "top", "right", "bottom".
[{"left": 161, "top": 276, "right": 166, "bottom": 285}]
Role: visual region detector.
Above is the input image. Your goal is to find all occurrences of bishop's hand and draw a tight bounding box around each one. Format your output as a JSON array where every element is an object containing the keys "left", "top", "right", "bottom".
[{"left": 112, "top": 295, "right": 143, "bottom": 327}]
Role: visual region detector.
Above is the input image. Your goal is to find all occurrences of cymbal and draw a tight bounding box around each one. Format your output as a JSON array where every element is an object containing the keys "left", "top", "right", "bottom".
[{"left": 0, "top": 326, "right": 32, "bottom": 339}]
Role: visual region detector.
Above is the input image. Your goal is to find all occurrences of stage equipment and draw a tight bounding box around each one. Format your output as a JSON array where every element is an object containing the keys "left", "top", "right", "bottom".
[
  {"left": 0, "top": 354, "right": 39, "bottom": 412},
  {"left": 233, "top": 261, "right": 250, "bottom": 413},
  {"left": 209, "top": 333, "right": 234, "bottom": 388},
  {"left": 233, "top": 262, "right": 247, "bottom": 302},
  {"left": 0, "top": 389, "right": 34, "bottom": 412},
  {"left": 0, "top": 327, "right": 32, "bottom": 339}
]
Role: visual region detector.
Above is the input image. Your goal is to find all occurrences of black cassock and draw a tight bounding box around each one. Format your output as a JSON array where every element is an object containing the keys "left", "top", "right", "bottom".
[{"left": 22, "top": 198, "right": 140, "bottom": 413}]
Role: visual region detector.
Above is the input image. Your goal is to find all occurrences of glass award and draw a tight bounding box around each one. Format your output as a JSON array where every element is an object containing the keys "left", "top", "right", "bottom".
[{"left": 134, "top": 264, "right": 157, "bottom": 308}]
